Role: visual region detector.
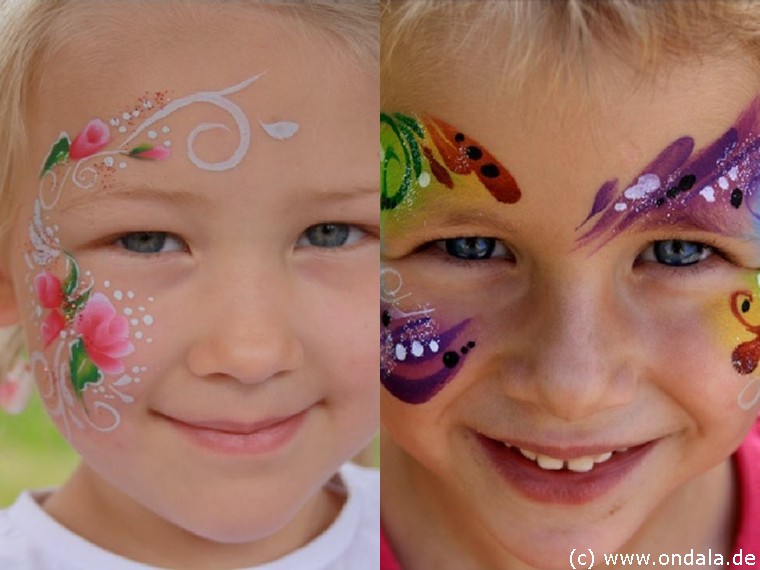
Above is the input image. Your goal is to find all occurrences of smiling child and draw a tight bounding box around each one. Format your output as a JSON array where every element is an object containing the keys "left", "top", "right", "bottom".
[
  {"left": 380, "top": 1, "right": 760, "bottom": 568},
  {"left": 0, "top": 1, "right": 379, "bottom": 568}
]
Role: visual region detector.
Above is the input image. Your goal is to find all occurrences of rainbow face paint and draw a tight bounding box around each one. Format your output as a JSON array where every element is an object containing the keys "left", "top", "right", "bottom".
[
  {"left": 381, "top": 112, "right": 521, "bottom": 212},
  {"left": 727, "top": 281, "right": 760, "bottom": 409},
  {"left": 27, "top": 75, "right": 300, "bottom": 435},
  {"left": 381, "top": 114, "right": 521, "bottom": 404}
]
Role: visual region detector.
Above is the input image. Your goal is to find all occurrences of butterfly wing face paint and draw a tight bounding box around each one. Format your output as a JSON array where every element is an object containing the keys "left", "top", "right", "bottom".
[
  {"left": 381, "top": 114, "right": 522, "bottom": 404},
  {"left": 424, "top": 116, "right": 521, "bottom": 204},
  {"left": 380, "top": 268, "right": 476, "bottom": 404},
  {"left": 381, "top": 112, "right": 521, "bottom": 214},
  {"left": 576, "top": 96, "right": 760, "bottom": 411},
  {"left": 577, "top": 98, "right": 760, "bottom": 249},
  {"left": 731, "top": 289, "right": 760, "bottom": 375}
]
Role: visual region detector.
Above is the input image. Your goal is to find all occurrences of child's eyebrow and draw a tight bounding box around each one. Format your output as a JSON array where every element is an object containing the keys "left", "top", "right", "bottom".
[
  {"left": 576, "top": 96, "right": 760, "bottom": 250},
  {"left": 56, "top": 185, "right": 212, "bottom": 215},
  {"left": 311, "top": 185, "right": 379, "bottom": 201},
  {"left": 416, "top": 208, "right": 516, "bottom": 231}
]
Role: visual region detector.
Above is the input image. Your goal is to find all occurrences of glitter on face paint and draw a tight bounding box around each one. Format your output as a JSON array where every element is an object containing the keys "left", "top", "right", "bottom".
[
  {"left": 380, "top": 267, "right": 476, "bottom": 404},
  {"left": 729, "top": 289, "right": 760, "bottom": 410},
  {"left": 380, "top": 112, "right": 522, "bottom": 212},
  {"left": 382, "top": 309, "right": 473, "bottom": 404},
  {"left": 577, "top": 97, "right": 760, "bottom": 249}
]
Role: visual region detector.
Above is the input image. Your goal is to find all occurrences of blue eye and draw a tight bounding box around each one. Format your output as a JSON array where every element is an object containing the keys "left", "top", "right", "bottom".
[
  {"left": 642, "top": 240, "right": 713, "bottom": 267},
  {"left": 117, "top": 232, "right": 185, "bottom": 254},
  {"left": 436, "top": 237, "right": 509, "bottom": 260},
  {"left": 298, "top": 224, "right": 365, "bottom": 248}
]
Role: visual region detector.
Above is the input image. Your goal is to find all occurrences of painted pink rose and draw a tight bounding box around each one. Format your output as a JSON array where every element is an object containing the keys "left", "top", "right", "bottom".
[
  {"left": 131, "top": 145, "right": 171, "bottom": 160},
  {"left": 41, "top": 310, "right": 65, "bottom": 347},
  {"left": 75, "top": 293, "right": 134, "bottom": 375},
  {"left": 34, "top": 270, "right": 63, "bottom": 309},
  {"left": 69, "top": 119, "right": 111, "bottom": 160}
]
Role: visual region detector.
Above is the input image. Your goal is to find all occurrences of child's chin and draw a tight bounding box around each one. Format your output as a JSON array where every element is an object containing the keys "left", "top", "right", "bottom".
[
  {"left": 499, "top": 526, "right": 634, "bottom": 570},
  {"left": 171, "top": 509, "right": 299, "bottom": 545}
]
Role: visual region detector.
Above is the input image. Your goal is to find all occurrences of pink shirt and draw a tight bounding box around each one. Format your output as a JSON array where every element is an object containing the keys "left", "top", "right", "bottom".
[
  {"left": 382, "top": 422, "right": 760, "bottom": 569},
  {"left": 733, "top": 420, "right": 760, "bottom": 552}
]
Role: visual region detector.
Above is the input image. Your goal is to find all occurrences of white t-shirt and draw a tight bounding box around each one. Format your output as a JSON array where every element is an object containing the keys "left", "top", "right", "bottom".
[{"left": 0, "top": 463, "right": 379, "bottom": 570}]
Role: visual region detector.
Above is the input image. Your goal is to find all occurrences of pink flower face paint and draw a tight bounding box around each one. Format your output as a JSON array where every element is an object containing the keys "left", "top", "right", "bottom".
[
  {"left": 381, "top": 113, "right": 522, "bottom": 404},
  {"left": 26, "top": 75, "right": 300, "bottom": 435},
  {"left": 578, "top": 96, "right": 760, "bottom": 410}
]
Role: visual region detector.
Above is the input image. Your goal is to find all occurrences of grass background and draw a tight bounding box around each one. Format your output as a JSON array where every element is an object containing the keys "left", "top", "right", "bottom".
[{"left": 0, "top": 390, "right": 78, "bottom": 507}]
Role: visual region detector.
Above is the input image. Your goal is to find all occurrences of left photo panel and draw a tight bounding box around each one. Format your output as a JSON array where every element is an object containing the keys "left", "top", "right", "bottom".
[{"left": 0, "top": 1, "right": 380, "bottom": 568}]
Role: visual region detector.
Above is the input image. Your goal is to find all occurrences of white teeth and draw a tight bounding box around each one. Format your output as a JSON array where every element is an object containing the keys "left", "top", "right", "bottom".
[
  {"left": 593, "top": 451, "right": 613, "bottom": 463},
  {"left": 519, "top": 448, "right": 537, "bottom": 461},
  {"left": 567, "top": 456, "right": 595, "bottom": 473},
  {"left": 515, "top": 446, "right": 622, "bottom": 472},
  {"left": 536, "top": 454, "right": 564, "bottom": 470}
]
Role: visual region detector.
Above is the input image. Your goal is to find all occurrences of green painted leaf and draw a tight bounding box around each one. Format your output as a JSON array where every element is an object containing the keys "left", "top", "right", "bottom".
[
  {"left": 128, "top": 143, "right": 153, "bottom": 156},
  {"left": 395, "top": 113, "right": 424, "bottom": 138},
  {"left": 62, "top": 253, "right": 79, "bottom": 296},
  {"left": 69, "top": 338, "right": 101, "bottom": 396},
  {"left": 40, "top": 135, "right": 70, "bottom": 177},
  {"left": 381, "top": 113, "right": 417, "bottom": 211}
]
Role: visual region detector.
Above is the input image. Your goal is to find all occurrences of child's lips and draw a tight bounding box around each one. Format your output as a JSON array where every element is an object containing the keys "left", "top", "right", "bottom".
[
  {"left": 158, "top": 408, "right": 312, "bottom": 455},
  {"left": 170, "top": 415, "right": 303, "bottom": 435},
  {"left": 475, "top": 431, "right": 659, "bottom": 504}
]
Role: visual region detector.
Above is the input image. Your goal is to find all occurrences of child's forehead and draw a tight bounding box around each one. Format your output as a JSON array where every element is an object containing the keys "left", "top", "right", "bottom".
[
  {"left": 25, "top": 5, "right": 374, "bottom": 159},
  {"left": 384, "top": 55, "right": 759, "bottom": 189},
  {"left": 13, "top": 3, "right": 377, "bottom": 217},
  {"left": 36, "top": 7, "right": 303, "bottom": 93}
]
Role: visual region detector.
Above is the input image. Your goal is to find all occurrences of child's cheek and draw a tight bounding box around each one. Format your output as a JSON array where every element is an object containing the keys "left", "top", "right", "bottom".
[
  {"left": 380, "top": 114, "right": 525, "bottom": 405},
  {"left": 717, "top": 271, "right": 760, "bottom": 410},
  {"left": 380, "top": 266, "right": 478, "bottom": 405},
  {"left": 25, "top": 252, "right": 156, "bottom": 440}
]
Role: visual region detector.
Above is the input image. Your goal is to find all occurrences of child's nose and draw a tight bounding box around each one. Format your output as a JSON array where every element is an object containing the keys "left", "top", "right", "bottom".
[
  {"left": 502, "top": 276, "right": 639, "bottom": 421},
  {"left": 186, "top": 269, "right": 305, "bottom": 384}
]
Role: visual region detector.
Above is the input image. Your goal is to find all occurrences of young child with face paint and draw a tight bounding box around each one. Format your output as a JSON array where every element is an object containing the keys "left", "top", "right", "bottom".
[
  {"left": 380, "top": 1, "right": 760, "bottom": 568},
  {"left": 0, "top": 1, "right": 379, "bottom": 568}
]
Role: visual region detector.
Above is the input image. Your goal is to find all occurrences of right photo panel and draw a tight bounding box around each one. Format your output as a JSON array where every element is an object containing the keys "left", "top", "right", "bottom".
[{"left": 380, "top": 1, "right": 760, "bottom": 568}]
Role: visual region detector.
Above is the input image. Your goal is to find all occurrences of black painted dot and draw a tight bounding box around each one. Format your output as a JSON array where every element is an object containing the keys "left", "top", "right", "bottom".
[
  {"left": 742, "top": 299, "right": 751, "bottom": 313},
  {"left": 666, "top": 187, "right": 679, "bottom": 199},
  {"left": 655, "top": 197, "right": 666, "bottom": 207},
  {"left": 442, "top": 351, "right": 460, "bottom": 368},
  {"left": 381, "top": 311, "right": 391, "bottom": 327},
  {"left": 467, "top": 341, "right": 476, "bottom": 348},
  {"left": 731, "top": 188, "right": 744, "bottom": 209},
  {"left": 480, "top": 164, "right": 500, "bottom": 178},
  {"left": 678, "top": 174, "right": 696, "bottom": 191},
  {"left": 465, "top": 146, "right": 483, "bottom": 160},
  {"left": 461, "top": 346, "right": 469, "bottom": 354},
  {"left": 454, "top": 133, "right": 465, "bottom": 143}
]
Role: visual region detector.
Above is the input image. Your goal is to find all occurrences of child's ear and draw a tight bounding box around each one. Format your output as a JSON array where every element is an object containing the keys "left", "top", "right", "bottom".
[{"left": 0, "top": 269, "right": 20, "bottom": 327}]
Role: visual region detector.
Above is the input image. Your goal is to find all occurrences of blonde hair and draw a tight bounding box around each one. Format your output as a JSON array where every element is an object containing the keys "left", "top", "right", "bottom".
[
  {"left": 382, "top": 0, "right": 760, "bottom": 106},
  {"left": 0, "top": 0, "right": 378, "bottom": 398}
]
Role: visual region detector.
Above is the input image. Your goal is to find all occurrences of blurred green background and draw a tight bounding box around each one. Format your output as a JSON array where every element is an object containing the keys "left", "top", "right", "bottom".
[{"left": 0, "top": 390, "right": 78, "bottom": 507}]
